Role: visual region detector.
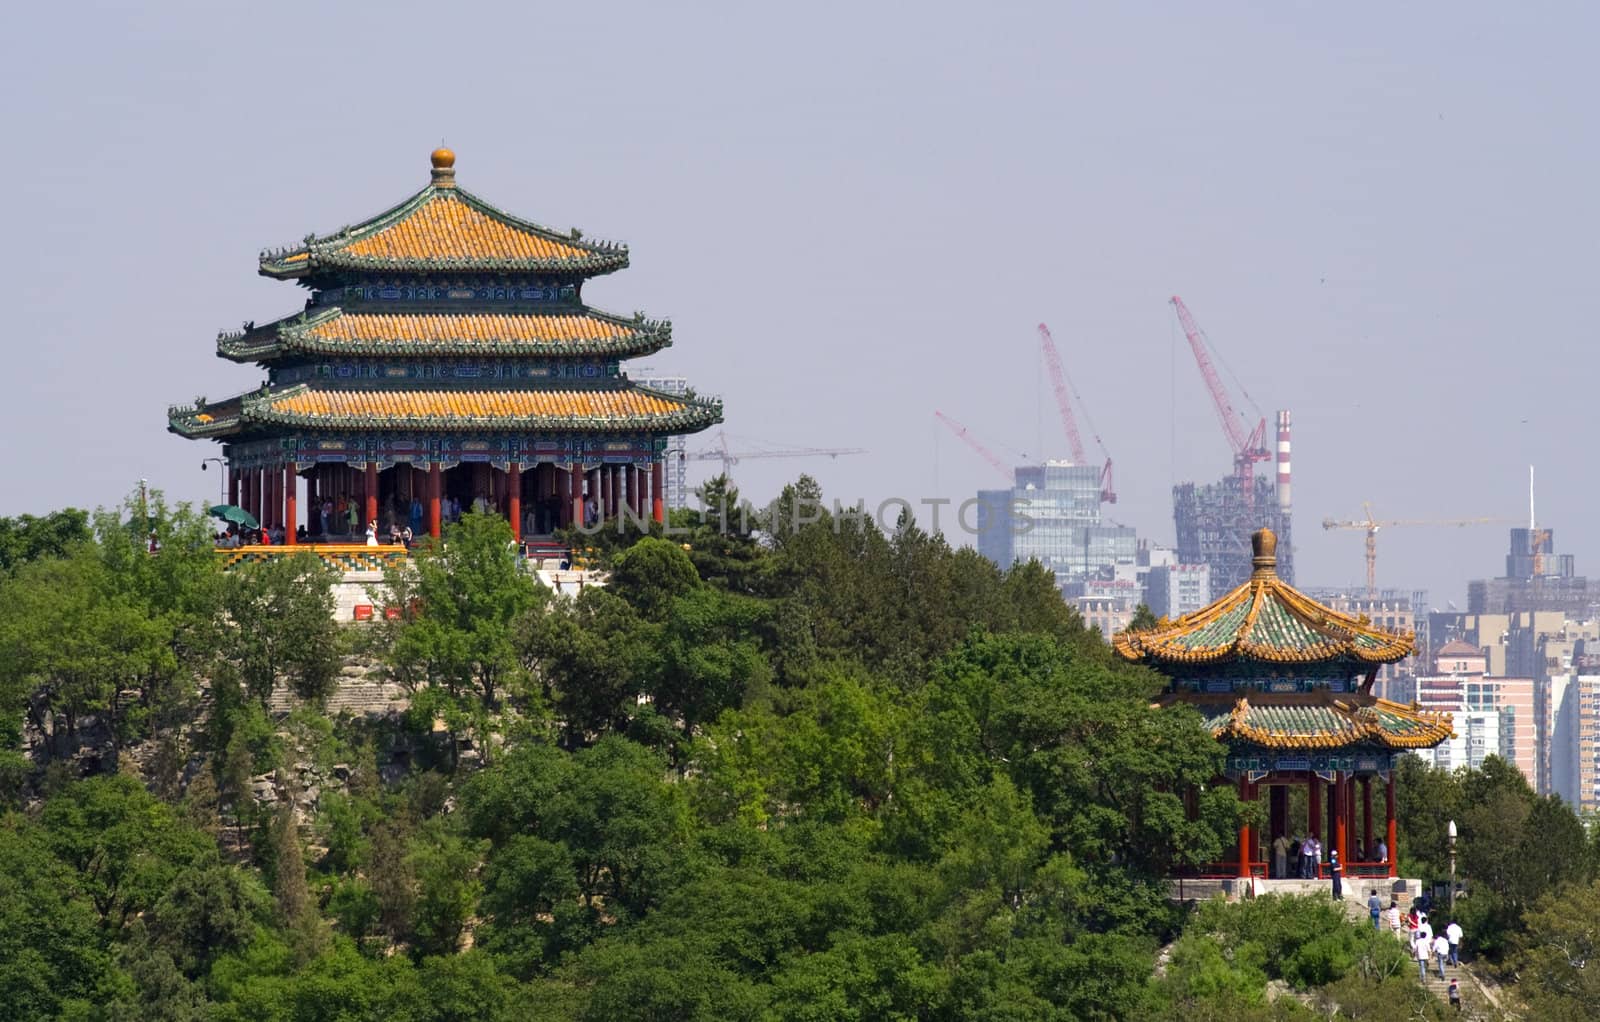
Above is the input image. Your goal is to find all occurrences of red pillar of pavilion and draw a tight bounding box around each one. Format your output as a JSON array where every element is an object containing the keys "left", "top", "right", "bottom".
[
  {"left": 1236, "top": 778, "right": 1253, "bottom": 879},
  {"left": 508, "top": 463, "right": 522, "bottom": 541},
  {"left": 570, "top": 464, "right": 584, "bottom": 528},
  {"left": 1332, "top": 772, "right": 1347, "bottom": 866},
  {"left": 651, "top": 459, "right": 665, "bottom": 524},
  {"left": 284, "top": 465, "right": 297, "bottom": 546},
  {"left": 428, "top": 463, "right": 442, "bottom": 539},
  {"left": 366, "top": 463, "right": 379, "bottom": 529},
  {"left": 1385, "top": 774, "right": 1398, "bottom": 878}
]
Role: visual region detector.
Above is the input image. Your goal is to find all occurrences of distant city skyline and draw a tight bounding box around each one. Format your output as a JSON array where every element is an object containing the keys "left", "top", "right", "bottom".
[{"left": 2, "top": 2, "right": 1594, "bottom": 609}]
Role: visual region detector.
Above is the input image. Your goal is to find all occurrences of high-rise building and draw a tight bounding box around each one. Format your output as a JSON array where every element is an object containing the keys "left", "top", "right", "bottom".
[
  {"left": 1540, "top": 673, "right": 1600, "bottom": 812},
  {"left": 1145, "top": 563, "right": 1212, "bottom": 620},
  {"left": 1173, "top": 477, "right": 1294, "bottom": 592},
  {"left": 977, "top": 462, "right": 1136, "bottom": 590},
  {"left": 1468, "top": 528, "right": 1596, "bottom": 615}
]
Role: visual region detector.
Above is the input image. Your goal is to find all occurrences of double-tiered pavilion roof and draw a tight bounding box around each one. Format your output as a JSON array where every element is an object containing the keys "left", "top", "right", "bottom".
[{"left": 1115, "top": 528, "right": 1450, "bottom": 880}]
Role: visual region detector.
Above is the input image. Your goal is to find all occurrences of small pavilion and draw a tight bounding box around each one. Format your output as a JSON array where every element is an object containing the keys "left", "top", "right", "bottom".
[
  {"left": 169, "top": 149, "right": 722, "bottom": 548},
  {"left": 1114, "top": 528, "right": 1452, "bottom": 880}
]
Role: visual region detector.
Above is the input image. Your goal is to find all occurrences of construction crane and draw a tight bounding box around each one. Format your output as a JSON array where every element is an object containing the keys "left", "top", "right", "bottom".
[
  {"left": 1036, "top": 323, "right": 1116, "bottom": 503},
  {"left": 1321, "top": 502, "right": 1515, "bottom": 597},
  {"left": 1169, "top": 297, "right": 1270, "bottom": 501},
  {"left": 683, "top": 430, "right": 865, "bottom": 480},
  {"left": 934, "top": 410, "right": 1012, "bottom": 482}
]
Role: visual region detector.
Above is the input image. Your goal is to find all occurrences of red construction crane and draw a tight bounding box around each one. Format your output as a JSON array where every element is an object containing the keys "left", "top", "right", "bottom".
[
  {"left": 1036, "top": 323, "right": 1087, "bottom": 465},
  {"left": 1169, "top": 296, "right": 1269, "bottom": 499},
  {"left": 934, "top": 411, "right": 1012, "bottom": 482},
  {"left": 1036, "top": 323, "right": 1117, "bottom": 503}
]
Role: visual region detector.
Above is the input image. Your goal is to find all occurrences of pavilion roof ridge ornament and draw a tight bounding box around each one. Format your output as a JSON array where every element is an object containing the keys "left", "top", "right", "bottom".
[{"left": 1111, "top": 526, "right": 1415, "bottom": 667}]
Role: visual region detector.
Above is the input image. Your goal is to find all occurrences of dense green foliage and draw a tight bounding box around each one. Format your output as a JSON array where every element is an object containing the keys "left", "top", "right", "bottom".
[{"left": 0, "top": 479, "right": 1591, "bottom": 1019}]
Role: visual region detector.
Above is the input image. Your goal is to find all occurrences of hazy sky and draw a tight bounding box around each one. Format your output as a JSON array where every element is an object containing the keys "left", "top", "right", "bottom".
[{"left": 2, "top": 2, "right": 1594, "bottom": 607}]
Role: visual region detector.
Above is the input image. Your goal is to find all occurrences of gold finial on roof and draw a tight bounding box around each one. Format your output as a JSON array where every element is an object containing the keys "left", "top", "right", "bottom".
[
  {"left": 1251, "top": 527, "right": 1278, "bottom": 578},
  {"left": 431, "top": 147, "right": 457, "bottom": 187}
]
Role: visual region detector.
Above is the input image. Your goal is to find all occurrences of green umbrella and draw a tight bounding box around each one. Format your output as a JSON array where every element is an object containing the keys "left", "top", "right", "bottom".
[{"left": 209, "top": 504, "right": 260, "bottom": 529}]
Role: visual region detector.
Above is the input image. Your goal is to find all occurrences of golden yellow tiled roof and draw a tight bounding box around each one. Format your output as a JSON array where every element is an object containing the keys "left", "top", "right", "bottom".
[
  {"left": 216, "top": 307, "right": 670, "bottom": 362},
  {"left": 258, "top": 175, "right": 629, "bottom": 278},
  {"left": 312, "top": 312, "right": 629, "bottom": 345},
  {"left": 1113, "top": 528, "right": 1414, "bottom": 667},
  {"left": 236, "top": 382, "right": 721, "bottom": 433},
  {"left": 340, "top": 193, "right": 593, "bottom": 264}
]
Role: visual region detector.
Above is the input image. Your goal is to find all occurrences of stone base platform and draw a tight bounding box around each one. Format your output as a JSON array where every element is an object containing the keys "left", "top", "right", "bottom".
[{"left": 1168, "top": 876, "right": 1422, "bottom": 906}]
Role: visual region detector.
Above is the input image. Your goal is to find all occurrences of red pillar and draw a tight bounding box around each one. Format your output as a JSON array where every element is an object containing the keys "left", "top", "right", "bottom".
[
  {"left": 1385, "top": 774, "right": 1398, "bottom": 878},
  {"left": 1237, "top": 778, "right": 1253, "bottom": 879},
  {"left": 428, "top": 463, "right": 442, "bottom": 539},
  {"left": 570, "top": 464, "right": 584, "bottom": 528},
  {"left": 365, "top": 462, "right": 379, "bottom": 529},
  {"left": 1362, "top": 777, "right": 1373, "bottom": 860},
  {"left": 508, "top": 463, "right": 522, "bottom": 541},
  {"left": 284, "top": 465, "right": 297, "bottom": 546},
  {"left": 1332, "top": 772, "right": 1347, "bottom": 866},
  {"left": 651, "top": 459, "right": 665, "bottom": 524}
]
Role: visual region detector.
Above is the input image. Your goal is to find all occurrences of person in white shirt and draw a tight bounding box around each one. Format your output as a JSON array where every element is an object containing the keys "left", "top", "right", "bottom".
[
  {"left": 1387, "top": 901, "right": 1401, "bottom": 933},
  {"left": 1414, "top": 928, "right": 1432, "bottom": 981},
  {"left": 1432, "top": 933, "right": 1451, "bottom": 979},
  {"left": 1445, "top": 920, "right": 1463, "bottom": 966}
]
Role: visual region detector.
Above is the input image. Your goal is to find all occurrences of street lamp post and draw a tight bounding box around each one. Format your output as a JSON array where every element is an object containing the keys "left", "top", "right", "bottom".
[
  {"left": 201, "top": 458, "right": 226, "bottom": 504},
  {"left": 1447, "top": 819, "right": 1457, "bottom": 913}
]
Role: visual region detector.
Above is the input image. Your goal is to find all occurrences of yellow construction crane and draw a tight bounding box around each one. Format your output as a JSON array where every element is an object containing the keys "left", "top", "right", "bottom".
[{"left": 1321, "top": 503, "right": 1514, "bottom": 597}]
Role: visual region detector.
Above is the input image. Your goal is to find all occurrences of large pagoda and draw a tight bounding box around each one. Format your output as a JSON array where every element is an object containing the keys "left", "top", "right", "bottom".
[
  {"left": 1114, "top": 528, "right": 1452, "bottom": 880},
  {"left": 169, "top": 149, "right": 721, "bottom": 546}
]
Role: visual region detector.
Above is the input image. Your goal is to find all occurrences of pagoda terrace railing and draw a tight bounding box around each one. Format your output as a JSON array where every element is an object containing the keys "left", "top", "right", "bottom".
[
  {"left": 1169, "top": 859, "right": 1393, "bottom": 881},
  {"left": 216, "top": 543, "right": 409, "bottom": 574}
]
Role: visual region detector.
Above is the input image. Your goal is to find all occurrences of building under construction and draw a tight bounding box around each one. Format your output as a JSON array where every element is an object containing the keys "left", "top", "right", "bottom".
[
  {"left": 1167, "top": 299, "right": 1293, "bottom": 593},
  {"left": 1173, "top": 470, "right": 1294, "bottom": 592}
]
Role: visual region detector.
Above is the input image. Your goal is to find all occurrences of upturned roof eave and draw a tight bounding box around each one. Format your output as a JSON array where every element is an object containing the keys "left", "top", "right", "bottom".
[
  {"left": 256, "top": 183, "right": 629, "bottom": 280},
  {"left": 215, "top": 305, "right": 672, "bottom": 363}
]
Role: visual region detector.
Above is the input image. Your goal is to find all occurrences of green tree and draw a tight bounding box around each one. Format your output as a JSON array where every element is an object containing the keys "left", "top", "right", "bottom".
[
  {"left": 386, "top": 512, "right": 542, "bottom": 713},
  {"left": 1509, "top": 878, "right": 1600, "bottom": 1020},
  {"left": 0, "top": 508, "right": 91, "bottom": 574},
  {"left": 40, "top": 775, "right": 214, "bottom": 929},
  {"left": 222, "top": 552, "right": 341, "bottom": 706},
  {"left": 408, "top": 822, "right": 486, "bottom": 957},
  {"left": 0, "top": 817, "right": 118, "bottom": 1019}
]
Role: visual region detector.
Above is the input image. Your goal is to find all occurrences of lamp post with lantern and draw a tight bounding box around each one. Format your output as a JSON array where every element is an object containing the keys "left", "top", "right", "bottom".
[{"left": 1447, "top": 819, "right": 1458, "bottom": 913}]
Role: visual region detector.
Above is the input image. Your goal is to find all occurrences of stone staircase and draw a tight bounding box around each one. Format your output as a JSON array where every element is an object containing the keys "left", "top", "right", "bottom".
[{"left": 1331, "top": 897, "right": 1485, "bottom": 1017}]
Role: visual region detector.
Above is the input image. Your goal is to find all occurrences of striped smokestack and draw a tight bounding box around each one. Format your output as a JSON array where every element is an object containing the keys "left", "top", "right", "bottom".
[{"left": 1275, "top": 410, "right": 1291, "bottom": 509}]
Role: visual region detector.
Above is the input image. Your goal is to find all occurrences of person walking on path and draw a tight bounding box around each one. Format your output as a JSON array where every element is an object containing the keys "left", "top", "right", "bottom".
[
  {"left": 1300, "top": 835, "right": 1318, "bottom": 879},
  {"left": 1387, "top": 900, "right": 1401, "bottom": 933},
  {"left": 1367, "top": 890, "right": 1383, "bottom": 929},
  {"left": 1447, "top": 978, "right": 1461, "bottom": 1012},
  {"left": 1432, "top": 932, "right": 1450, "bottom": 980},
  {"left": 1329, "top": 850, "right": 1342, "bottom": 900},
  {"left": 1273, "top": 833, "right": 1290, "bottom": 879},
  {"left": 1414, "top": 929, "right": 1432, "bottom": 982},
  {"left": 1446, "top": 920, "right": 1463, "bottom": 966}
]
